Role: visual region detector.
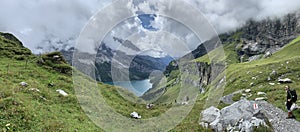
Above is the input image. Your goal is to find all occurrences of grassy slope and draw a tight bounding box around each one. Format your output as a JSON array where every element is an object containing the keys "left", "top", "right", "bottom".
[
  {"left": 224, "top": 37, "right": 300, "bottom": 119},
  {"left": 0, "top": 34, "right": 171, "bottom": 131},
  {"left": 204, "top": 36, "right": 300, "bottom": 119},
  {"left": 194, "top": 32, "right": 242, "bottom": 65},
  {"left": 0, "top": 35, "right": 101, "bottom": 131},
  {"left": 164, "top": 36, "right": 300, "bottom": 131}
]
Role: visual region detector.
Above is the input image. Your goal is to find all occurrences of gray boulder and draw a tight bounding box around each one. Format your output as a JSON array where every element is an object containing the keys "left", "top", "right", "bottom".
[
  {"left": 201, "top": 106, "right": 220, "bottom": 123},
  {"left": 20, "top": 82, "right": 28, "bottom": 87},
  {"left": 130, "top": 112, "right": 141, "bottom": 119},
  {"left": 200, "top": 99, "right": 268, "bottom": 132},
  {"left": 257, "top": 92, "right": 267, "bottom": 96}
]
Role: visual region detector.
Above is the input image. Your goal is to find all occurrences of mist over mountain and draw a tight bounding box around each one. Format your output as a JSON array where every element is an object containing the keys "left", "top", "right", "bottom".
[
  {"left": 0, "top": 0, "right": 300, "bottom": 57},
  {"left": 62, "top": 40, "right": 173, "bottom": 82}
]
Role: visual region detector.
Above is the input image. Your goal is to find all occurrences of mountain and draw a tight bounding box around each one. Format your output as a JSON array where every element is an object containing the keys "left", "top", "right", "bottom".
[
  {"left": 197, "top": 13, "right": 299, "bottom": 62},
  {"left": 148, "top": 13, "right": 300, "bottom": 131},
  {"left": 164, "top": 13, "right": 300, "bottom": 78},
  {"left": 62, "top": 40, "right": 173, "bottom": 82}
]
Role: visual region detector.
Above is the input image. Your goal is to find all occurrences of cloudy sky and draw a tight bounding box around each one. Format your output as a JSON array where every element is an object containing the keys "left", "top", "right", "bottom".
[{"left": 0, "top": 0, "right": 300, "bottom": 57}]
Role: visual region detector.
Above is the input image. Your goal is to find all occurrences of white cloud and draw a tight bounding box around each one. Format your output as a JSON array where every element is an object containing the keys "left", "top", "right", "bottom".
[
  {"left": 187, "top": 0, "right": 300, "bottom": 33},
  {"left": 0, "top": 0, "right": 299, "bottom": 56},
  {"left": 0, "top": 0, "right": 111, "bottom": 53}
]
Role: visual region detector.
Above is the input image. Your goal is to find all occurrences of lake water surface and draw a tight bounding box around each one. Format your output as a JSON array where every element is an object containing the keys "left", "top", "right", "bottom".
[{"left": 106, "top": 79, "right": 152, "bottom": 97}]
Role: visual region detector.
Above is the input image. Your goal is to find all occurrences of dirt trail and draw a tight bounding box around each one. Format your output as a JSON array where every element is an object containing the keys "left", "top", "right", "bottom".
[{"left": 257, "top": 101, "right": 300, "bottom": 132}]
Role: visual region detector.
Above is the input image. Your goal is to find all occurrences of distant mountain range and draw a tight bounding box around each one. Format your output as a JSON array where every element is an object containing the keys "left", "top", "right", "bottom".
[{"left": 62, "top": 40, "right": 173, "bottom": 82}]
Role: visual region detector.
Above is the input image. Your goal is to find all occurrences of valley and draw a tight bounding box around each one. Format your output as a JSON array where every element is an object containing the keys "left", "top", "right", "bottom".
[{"left": 1, "top": 12, "right": 300, "bottom": 132}]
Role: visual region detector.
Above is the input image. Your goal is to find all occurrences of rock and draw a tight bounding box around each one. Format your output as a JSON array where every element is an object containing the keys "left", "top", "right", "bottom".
[
  {"left": 220, "top": 100, "right": 257, "bottom": 125},
  {"left": 200, "top": 99, "right": 268, "bottom": 131},
  {"left": 241, "top": 120, "right": 252, "bottom": 132},
  {"left": 255, "top": 97, "right": 267, "bottom": 101},
  {"left": 201, "top": 106, "right": 220, "bottom": 123},
  {"left": 252, "top": 77, "right": 257, "bottom": 80},
  {"left": 247, "top": 93, "right": 253, "bottom": 98},
  {"left": 20, "top": 82, "right": 28, "bottom": 87},
  {"left": 130, "top": 112, "right": 141, "bottom": 119},
  {"left": 264, "top": 51, "right": 272, "bottom": 58},
  {"left": 37, "top": 58, "right": 45, "bottom": 64},
  {"left": 245, "top": 89, "right": 251, "bottom": 93},
  {"left": 257, "top": 92, "right": 267, "bottom": 96},
  {"left": 221, "top": 90, "right": 244, "bottom": 104},
  {"left": 210, "top": 118, "right": 220, "bottom": 128},
  {"left": 248, "top": 55, "right": 261, "bottom": 61},
  {"left": 226, "top": 124, "right": 233, "bottom": 131},
  {"left": 53, "top": 55, "right": 60, "bottom": 59},
  {"left": 56, "top": 89, "right": 68, "bottom": 96},
  {"left": 29, "top": 88, "right": 40, "bottom": 92},
  {"left": 269, "top": 83, "right": 275, "bottom": 85},
  {"left": 250, "top": 82, "right": 255, "bottom": 86},
  {"left": 270, "top": 70, "right": 277, "bottom": 76},
  {"left": 278, "top": 78, "right": 292, "bottom": 83},
  {"left": 267, "top": 77, "right": 271, "bottom": 81},
  {"left": 251, "top": 117, "right": 266, "bottom": 126},
  {"left": 146, "top": 104, "right": 154, "bottom": 109},
  {"left": 40, "top": 96, "right": 47, "bottom": 101},
  {"left": 48, "top": 83, "right": 54, "bottom": 87},
  {"left": 181, "top": 101, "right": 189, "bottom": 105},
  {"left": 199, "top": 122, "right": 209, "bottom": 128},
  {"left": 217, "top": 123, "right": 223, "bottom": 132}
]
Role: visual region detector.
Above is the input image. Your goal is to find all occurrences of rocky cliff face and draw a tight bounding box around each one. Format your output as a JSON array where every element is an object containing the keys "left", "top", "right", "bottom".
[
  {"left": 164, "top": 13, "right": 300, "bottom": 92},
  {"left": 178, "top": 61, "right": 224, "bottom": 93},
  {"left": 177, "top": 13, "right": 300, "bottom": 64},
  {"left": 229, "top": 13, "right": 300, "bottom": 61}
]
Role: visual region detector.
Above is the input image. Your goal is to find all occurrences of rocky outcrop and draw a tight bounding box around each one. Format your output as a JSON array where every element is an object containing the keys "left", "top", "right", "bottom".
[
  {"left": 143, "top": 59, "right": 225, "bottom": 101},
  {"left": 37, "top": 52, "right": 72, "bottom": 74},
  {"left": 236, "top": 13, "right": 300, "bottom": 61},
  {"left": 200, "top": 99, "right": 268, "bottom": 132},
  {"left": 0, "top": 32, "right": 24, "bottom": 45},
  {"left": 179, "top": 13, "right": 300, "bottom": 64},
  {"left": 164, "top": 59, "right": 225, "bottom": 93},
  {"left": 0, "top": 32, "right": 32, "bottom": 58},
  {"left": 221, "top": 90, "right": 243, "bottom": 104},
  {"left": 195, "top": 62, "right": 225, "bottom": 93},
  {"left": 201, "top": 99, "right": 300, "bottom": 132}
]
